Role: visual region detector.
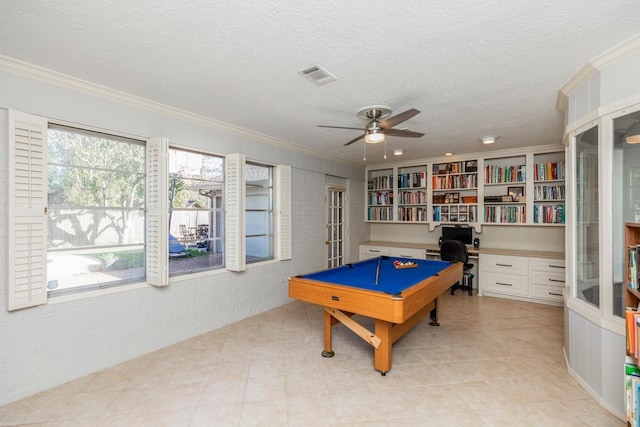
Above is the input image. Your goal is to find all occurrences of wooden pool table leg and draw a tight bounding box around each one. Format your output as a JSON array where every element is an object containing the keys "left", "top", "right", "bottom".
[
  {"left": 429, "top": 297, "right": 440, "bottom": 326},
  {"left": 322, "top": 308, "right": 335, "bottom": 358},
  {"left": 374, "top": 320, "right": 392, "bottom": 375}
]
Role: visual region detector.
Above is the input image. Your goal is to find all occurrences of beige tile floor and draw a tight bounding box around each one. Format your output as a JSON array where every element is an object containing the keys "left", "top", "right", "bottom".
[{"left": 0, "top": 293, "right": 624, "bottom": 426}]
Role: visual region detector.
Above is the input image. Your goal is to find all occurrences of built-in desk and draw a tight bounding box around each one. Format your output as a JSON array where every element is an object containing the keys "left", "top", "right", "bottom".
[{"left": 359, "top": 241, "right": 565, "bottom": 306}]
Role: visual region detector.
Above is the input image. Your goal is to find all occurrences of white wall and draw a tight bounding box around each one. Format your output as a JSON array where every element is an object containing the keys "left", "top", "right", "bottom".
[{"left": 0, "top": 66, "right": 367, "bottom": 405}]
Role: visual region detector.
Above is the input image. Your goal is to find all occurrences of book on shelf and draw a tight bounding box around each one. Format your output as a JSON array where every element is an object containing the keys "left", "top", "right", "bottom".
[
  {"left": 534, "top": 161, "right": 565, "bottom": 181},
  {"left": 630, "top": 246, "right": 640, "bottom": 290},
  {"left": 627, "top": 357, "right": 640, "bottom": 424}
]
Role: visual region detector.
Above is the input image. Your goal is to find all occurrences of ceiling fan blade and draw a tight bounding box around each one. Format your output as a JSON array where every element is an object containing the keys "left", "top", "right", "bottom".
[
  {"left": 385, "top": 128, "right": 425, "bottom": 138},
  {"left": 343, "top": 133, "right": 365, "bottom": 146},
  {"left": 379, "top": 108, "right": 421, "bottom": 129},
  {"left": 318, "top": 125, "right": 365, "bottom": 131}
]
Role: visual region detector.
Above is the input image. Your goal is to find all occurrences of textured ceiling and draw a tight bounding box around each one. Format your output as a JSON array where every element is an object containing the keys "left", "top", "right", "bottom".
[{"left": 2, "top": 1, "right": 640, "bottom": 165}]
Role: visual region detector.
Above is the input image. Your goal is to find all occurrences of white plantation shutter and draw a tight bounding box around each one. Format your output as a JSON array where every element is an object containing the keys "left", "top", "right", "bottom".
[
  {"left": 276, "top": 165, "right": 292, "bottom": 260},
  {"left": 146, "top": 137, "right": 169, "bottom": 286},
  {"left": 225, "top": 153, "right": 246, "bottom": 271},
  {"left": 7, "top": 110, "right": 48, "bottom": 311}
]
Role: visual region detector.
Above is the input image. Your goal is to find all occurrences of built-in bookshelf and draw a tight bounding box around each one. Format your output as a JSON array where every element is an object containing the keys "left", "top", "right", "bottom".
[
  {"left": 625, "top": 223, "right": 640, "bottom": 424},
  {"left": 364, "top": 146, "right": 565, "bottom": 228},
  {"left": 431, "top": 160, "right": 478, "bottom": 224},
  {"left": 397, "top": 165, "right": 428, "bottom": 222},
  {"left": 533, "top": 152, "right": 566, "bottom": 225},
  {"left": 366, "top": 168, "right": 394, "bottom": 221},
  {"left": 483, "top": 155, "right": 526, "bottom": 224}
]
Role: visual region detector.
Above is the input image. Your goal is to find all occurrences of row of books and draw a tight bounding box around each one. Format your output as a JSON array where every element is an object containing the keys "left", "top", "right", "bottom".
[
  {"left": 367, "top": 207, "right": 393, "bottom": 221},
  {"left": 535, "top": 161, "right": 565, "bottom": 181},
  {"left": 630, "top": 245, "right": 640, "bottom": 290},
  {"left": 533, "top": 205, "right": 565, "bottom": 224},
  {"left": 368, "top": 175, "right": 393, "bottom": 190},
  {"left": 533, "top": 184, "right": 565, "bottom": 201},
  {"left": 626, "top": 357, "right": 640, "bottom": 425},
  {"left": 484, "top": 205, "right": 526, "bottom": 223},
  {"left": 398, "top": 190, "right": 427, "bottom": 205},
  {"left": 432, "top": 174, "right": 478, "bottom": 190},
  {"left": 368, "top": 191, "right": 392, "bottom": 206},
  {"left": 397, "top": 172, "right": 427, "bottom": 189},
  {"left": 484, "top": 164, "right": 526, "bottom": 184},
  {"left": 397, "top": 207, "right": 428, "bottom": 222}
]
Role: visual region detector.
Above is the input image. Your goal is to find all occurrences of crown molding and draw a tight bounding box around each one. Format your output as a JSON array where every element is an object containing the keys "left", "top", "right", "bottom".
[
  {"left": 0, "top": 55, "right": 363, "bottom": 169},
  {"left": 557, "top": 33, "right": 640, "bottom": 112}
]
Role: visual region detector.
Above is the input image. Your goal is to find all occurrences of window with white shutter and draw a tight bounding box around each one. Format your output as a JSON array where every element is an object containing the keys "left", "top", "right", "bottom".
[
  {"left": 146, "top": 137, "right": 169, "bottom": 286},
  {"left": 225, "top": 153, "right": 246, "bottom": 271},
  {"left": 276, "top": 165, "right": 292, "bottom": 260},
  {"left": 7, "top": 110, "right": 48, "bottom": 311}
]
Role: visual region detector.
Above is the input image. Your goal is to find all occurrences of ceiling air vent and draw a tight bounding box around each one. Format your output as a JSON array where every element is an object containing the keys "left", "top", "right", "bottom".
[{"left": 298, "top": 64, "right": 337, "bottom": 86}]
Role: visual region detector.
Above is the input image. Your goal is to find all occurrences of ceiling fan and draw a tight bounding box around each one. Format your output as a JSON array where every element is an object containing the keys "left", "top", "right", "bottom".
[{"left": 318, "top": 105, "right": 425, "bottom": 146}]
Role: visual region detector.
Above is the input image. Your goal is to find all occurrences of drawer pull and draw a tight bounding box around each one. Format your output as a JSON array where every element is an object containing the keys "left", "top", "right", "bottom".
[
  {"left": 496, "top": 263, "right": 513, "bottom": 267},
  {"left": 548, "top": 278, "right": 565, "bottom": 283},
  {"left": 496, "top": 282, "right": 513, "bottom": 287},
  {"left": 548, "top": 292, "right": 563, "bottom": 296},
  {"left": 400, "top": 255, "right": 413, "bottom": 258},
  {"left": 549, "top": 265, "right": 565, "bottom": 269},
  {"left": 369, "top": 250, "right": 380, "bottom": 253}
]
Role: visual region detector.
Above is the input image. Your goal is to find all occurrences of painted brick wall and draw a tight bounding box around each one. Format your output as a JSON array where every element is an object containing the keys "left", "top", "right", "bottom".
[{"left": 0, "top": 67, "right": 367, "bottom": 405}]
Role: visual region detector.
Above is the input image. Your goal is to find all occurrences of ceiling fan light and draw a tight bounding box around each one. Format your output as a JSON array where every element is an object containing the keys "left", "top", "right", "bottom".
[
  {"left": 393, "top": 149, "right": 404, "bottom": 156},
  {"left": 365, "top": 129, "right": 385, "bottom": 144},
  {"left": 481, "top": 136, "right": 496, "bottom": 145},
  {"left": 625, "top": 122, "right": 640, "bottom": 144}
]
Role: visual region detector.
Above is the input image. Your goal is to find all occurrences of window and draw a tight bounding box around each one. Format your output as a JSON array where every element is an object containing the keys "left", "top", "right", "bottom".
[
  {"left": 168, "top": 148, "right": 224, "bottom": 275},
  {"left": 47, "top": 125, "right": 146, "bottom": 294},
  {"left": 245, "top": 162, "right": 273, "bottom": 263}
]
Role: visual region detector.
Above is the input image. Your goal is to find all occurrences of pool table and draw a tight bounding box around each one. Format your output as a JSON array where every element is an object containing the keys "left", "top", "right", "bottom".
[{"left": 288, "top": 256, "right": 462, "bottom": 375}]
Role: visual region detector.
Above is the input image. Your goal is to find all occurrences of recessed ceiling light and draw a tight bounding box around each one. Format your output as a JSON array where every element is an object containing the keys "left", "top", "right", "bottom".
[
  {"left": 445, "top": 152, "right": 453, "bottom": 156},
  {"left": 481, "top": 136, "right": 498, "bottom": 144},
  {"left": 393, "top": 149, "right": 404, "bottom": 156}
]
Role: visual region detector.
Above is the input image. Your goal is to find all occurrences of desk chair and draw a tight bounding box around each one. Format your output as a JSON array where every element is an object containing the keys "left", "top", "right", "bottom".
[{"left": 440, "top": 239, "right": 474, "bottom": 295}]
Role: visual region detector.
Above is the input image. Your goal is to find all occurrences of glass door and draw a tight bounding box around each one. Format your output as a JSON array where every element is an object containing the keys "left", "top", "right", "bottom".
[
  {"left": 326, "top": 186, "right": 346, "bottom": 268},
  {"left": 575, "top": 125, "right": 600, "bottom": 308}
]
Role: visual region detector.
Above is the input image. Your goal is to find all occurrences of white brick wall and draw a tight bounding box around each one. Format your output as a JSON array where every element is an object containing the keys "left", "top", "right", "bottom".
[{"left": 0, "top": 67, "right": 367, "bottom": 405}]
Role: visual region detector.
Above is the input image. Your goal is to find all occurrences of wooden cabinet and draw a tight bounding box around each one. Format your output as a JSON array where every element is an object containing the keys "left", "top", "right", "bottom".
[{"left": 479, "top": 253, "right": 564, "bottom": 305}]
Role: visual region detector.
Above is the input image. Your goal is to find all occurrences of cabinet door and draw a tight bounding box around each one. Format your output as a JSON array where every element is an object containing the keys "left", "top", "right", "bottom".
[
  {"left": 359, "top": 245, "right": 390, "bottom": 260},
  {"left": 389, "top": 247, "right": 426, "bottom": 259},
  {"left": 481, "top": 272, "right": 529, "bottom": 296},
  {"left": 480, "top": 254, "right": 528, "bottom": 276}
]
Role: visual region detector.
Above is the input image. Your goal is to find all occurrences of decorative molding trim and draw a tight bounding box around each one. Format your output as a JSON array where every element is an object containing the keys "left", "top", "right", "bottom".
[
  {"left": 556, "top": 33, "right": 640, "bottom": 112},
  {"left": 0, "top": 55, "right": 363, "bottom": 169}
]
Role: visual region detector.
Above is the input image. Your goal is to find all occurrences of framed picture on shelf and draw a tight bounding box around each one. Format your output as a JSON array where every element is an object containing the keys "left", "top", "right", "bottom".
[{"left": 507, "top": 186, "right": 525, "bottom": 201}]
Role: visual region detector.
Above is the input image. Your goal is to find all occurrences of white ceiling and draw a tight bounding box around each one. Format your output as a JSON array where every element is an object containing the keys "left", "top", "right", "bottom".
[{"left": 2, "top": 1, "right": 640, "bottom": 165}]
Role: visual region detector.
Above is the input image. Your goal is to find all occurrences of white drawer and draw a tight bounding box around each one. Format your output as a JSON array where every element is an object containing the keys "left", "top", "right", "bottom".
[
  {"left": 389, "top": 247, "right": 426, "bottom": 259},
  {"left": 481, "top": 273, "right": 528, "bottom": 296},
  {"left": 530, "top": 283, "right": 565, "bottom": 302},
  {"left": 359, "top": 245, "right": 390, "bottom": 260},
  {"left": 529, "top": 257, "right": 565, "bottom": 273},
  {"left": 530, "top": 271, "right": 566, "bottom": 287},
  {"left": 480, "top": 254, "right": 528, "bottom": 276}
]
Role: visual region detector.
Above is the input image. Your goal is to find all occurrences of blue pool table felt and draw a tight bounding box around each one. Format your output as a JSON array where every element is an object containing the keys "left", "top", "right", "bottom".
[{"left": 299, "top": 257, "right": 454, "bottom": 295}]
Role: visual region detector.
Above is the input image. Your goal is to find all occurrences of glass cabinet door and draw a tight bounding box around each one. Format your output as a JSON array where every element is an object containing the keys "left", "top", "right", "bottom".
[
  {"left": 613, "top": 109, "right": 640, "bottom": 317},
  {"left": 575, "top": 125, "right": 599, "bottom": 308}
]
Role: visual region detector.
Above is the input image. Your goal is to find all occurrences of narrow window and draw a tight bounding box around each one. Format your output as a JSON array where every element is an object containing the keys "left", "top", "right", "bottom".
[
  {"left": 246, "top": 162, "right": 273, "bottom": 263},
  {"left": 168, "top": 147, "right": 225, "bottom": 275}
]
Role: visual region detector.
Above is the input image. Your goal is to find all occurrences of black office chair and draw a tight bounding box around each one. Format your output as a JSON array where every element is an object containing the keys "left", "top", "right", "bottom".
[{"left": 440, "top": 239, "right": 474, "bottom": 295}]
